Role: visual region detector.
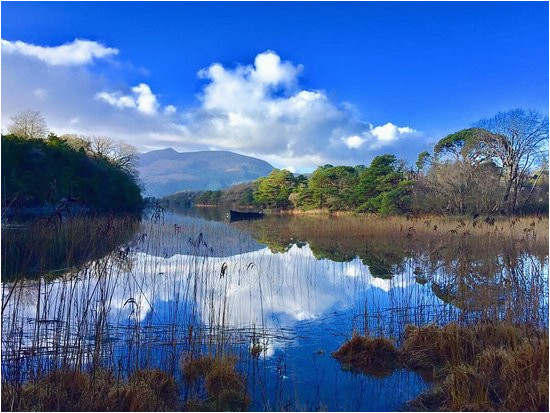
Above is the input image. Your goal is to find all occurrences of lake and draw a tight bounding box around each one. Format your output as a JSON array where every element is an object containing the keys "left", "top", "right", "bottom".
[{"left": 1, "top": 208, "right": 548, "bottom": 411}]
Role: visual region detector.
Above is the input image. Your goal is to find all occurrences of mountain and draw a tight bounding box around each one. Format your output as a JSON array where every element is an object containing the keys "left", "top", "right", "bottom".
[{"left": 137, "top": 148, "right": 274, "bottom": 197}]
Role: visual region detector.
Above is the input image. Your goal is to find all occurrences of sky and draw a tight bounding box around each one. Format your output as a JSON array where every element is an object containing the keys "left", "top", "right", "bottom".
[{"left": 1, "top": 1, "right": 548, "bottom": 172}]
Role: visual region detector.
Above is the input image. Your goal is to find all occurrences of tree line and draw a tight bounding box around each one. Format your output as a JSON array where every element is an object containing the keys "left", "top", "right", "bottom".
[
  {"left": 186, "top": 109, "right": 548, "bottom": 216},
  {"left": 2, "top": 111, "right": 143, "bottom": 214}
]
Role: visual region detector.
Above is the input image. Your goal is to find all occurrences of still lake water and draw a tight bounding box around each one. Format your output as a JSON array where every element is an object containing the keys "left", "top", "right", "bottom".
[{"left": 2, "top": 208, "right": 548, "bottom": 411}]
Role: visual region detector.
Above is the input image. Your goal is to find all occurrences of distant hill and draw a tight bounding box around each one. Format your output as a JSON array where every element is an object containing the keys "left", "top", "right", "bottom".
[{"left": 137, "top": 148, "right": 274, "bottom": 197}]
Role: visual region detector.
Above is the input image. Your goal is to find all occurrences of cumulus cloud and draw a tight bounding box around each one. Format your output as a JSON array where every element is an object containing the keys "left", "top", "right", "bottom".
[
  {"left": 2, "top": 43, "right": 423, "bottom": 171},
  {"left": 1, "top": 38, "right": 118, "bottom": 66},
  {"left": 342, "top": 135, "right": 365, "bottom": 149},
  {"left": 96, "top": 83, "right": 168, "bottom": 115},
  {"left": 178, "top": 51, "right": 419, "bottom": 168},
  {"left": 370, "top": 123, "right": 416, "bottom": 148},
  {"left": 251, "top": 50, "right": 302, "bottom": 86}
]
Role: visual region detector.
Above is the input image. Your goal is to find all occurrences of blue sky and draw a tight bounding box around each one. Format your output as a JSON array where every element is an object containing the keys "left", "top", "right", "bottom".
[{"left": 2, "top": 1, "right": 548, "bottom": 171}]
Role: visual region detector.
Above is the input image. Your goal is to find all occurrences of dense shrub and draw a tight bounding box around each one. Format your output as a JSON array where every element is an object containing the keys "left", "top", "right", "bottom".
[{"left": 2, "top": 134, "right": 142, "bottom": 213}]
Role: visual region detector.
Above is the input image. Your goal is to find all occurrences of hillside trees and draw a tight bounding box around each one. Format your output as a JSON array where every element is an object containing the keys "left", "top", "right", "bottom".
[
  {"left": 1, "top": 133, "right": 142, "bottom": 213},
  {"left": 60, "top": 134, "right": 139, "bottom": 176}
]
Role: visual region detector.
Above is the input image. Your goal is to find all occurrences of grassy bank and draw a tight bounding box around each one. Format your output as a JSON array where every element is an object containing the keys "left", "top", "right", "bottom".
[{"left": 333, "top": 322, "right": 549, "bottom": 411}]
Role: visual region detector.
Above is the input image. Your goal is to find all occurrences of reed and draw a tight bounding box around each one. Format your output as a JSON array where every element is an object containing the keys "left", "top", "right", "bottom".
[
  {"left": 1, "top": 368, "right": 179, "bottom": 411},
  {"left": 181, "top": 354, "right": 249, "bottom": 411},
  {"left": 333, "top": 322, "right": 549, "bottom": 411}
]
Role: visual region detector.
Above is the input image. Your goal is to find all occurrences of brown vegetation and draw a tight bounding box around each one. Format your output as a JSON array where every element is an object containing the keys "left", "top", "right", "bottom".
[
  {"left": 1, "top": 369, "right": 179, "bottom": 412},
  {"left": 181, "top": 354, "right": 250, "bottom": 411},
  {"left": 332, "top": 333, "right": 400, "bottom": 377},
  {"left": 333, "top": 322, "right": 549, "bottom": 412}
]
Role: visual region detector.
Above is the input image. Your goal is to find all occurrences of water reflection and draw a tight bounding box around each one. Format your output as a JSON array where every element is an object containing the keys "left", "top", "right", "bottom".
[{"left": 1, "top": 208, "right": 548, "bottom": 411}]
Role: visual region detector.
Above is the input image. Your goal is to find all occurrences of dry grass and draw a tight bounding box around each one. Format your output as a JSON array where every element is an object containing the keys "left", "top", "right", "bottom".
[
  {"left": 332, "top": 333, "right": 400, "bottom": 377},
  {"left": 181, "top": 354, "right": 249, "bottom": 411},
  {"left": 333, "top": 322, "right": 549, "bottom": 412},
  {"left": 235, "top": 215, "right": 548, "bottom": 271},
  {"left": 1, "top": 368, "right": 179, "bottom": 412},
  {"left": 400, "top": 323, "right": 528, "bottom": 371}
]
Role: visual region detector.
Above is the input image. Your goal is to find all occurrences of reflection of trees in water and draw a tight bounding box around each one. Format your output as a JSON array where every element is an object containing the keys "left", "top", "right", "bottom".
[
  {"left": 1, "top": 215, "right": 140, "bottom": 280},
  {"left": 136, "top": 210, "right": 264, "bottom": 258},
  {"left": 234, "top": 215, "right": 548, "bottom": 324},
  {"left": 166, "top": 205, "right": 228, "bottom": 222}
]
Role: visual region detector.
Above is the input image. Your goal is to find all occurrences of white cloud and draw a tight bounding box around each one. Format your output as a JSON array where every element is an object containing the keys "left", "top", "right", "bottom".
[
  {"left": 251, "top": 50, "right": 302, "bottom": 86},
  {"left": 369, "top": 123, "right": 417, "bottom": 148},
  {"left": 2, "top": 44, "right": 423, "bottom": 171},
  {"left": 1, "top": 38, "right": 118, "bottom": 66},
  {"left": 342, "top": 135, "right": 365, "bottom": 149},
  {"left": 131, "top": 83, "right": 159, "bottom": 115},
  {"left": 180, "top": 52, "right": 419, "bottom": 166},
  {"left": 96, "top": 83, "right": 162, "bottom": 115},
  {"left": 96, "top": 91, "right": 137, "bottom": 110}
]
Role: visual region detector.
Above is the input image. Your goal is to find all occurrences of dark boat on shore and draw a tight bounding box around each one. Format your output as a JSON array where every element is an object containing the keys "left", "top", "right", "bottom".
[{"left": 228, "top": 209, "right": 264, "bottom": 222}]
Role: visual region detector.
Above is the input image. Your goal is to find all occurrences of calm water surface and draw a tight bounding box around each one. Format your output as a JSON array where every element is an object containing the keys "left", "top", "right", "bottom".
[{"left": 2, "top": 208, "right": 548, "bottom": 411}]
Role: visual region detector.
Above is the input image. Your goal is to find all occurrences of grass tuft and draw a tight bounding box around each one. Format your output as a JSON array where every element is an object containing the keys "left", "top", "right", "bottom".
[
  {"left": 334, "top": 322, "right": 549, "bottom": 411},
  {"left": 181, "top": 355, "right": 249, "bottom": 411},
  {"left": 332, "top": 333, "right": 400, "bottom": 377}
]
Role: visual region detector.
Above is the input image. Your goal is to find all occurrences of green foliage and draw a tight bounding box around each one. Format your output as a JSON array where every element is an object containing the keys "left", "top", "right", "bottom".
[
  {"left": 195, "top": 190, "right": 222, "bottom": 205},
  {"left": 355, "top": 155, "right": 412, "bottom": 215},
  {"left": 253, "top": 169, "right": 297, "bottom": 208},
  {"left": 416, "top": 151, "right": 431, "bottom": 171},
  {"left": 434, "top": 128, "right": 489, "bottom": 160},
  {"left": 241, "top": 187, "right": 255, "bottom": 205},
  {"left": 246, "top": 154, "right": 412, "bottom": 215},
  {"left": 1, "top": 134, "right": 142, "bottom": 213},
  {"left": 307, "top": 165, "right": 359, "bottom": 211}
]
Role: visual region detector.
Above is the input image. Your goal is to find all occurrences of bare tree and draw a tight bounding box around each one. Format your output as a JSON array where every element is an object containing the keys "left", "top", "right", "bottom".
[
  {"left": 475, "top": 109, "right": 549, "bottom": 213},
  {"left": 86, "top": 135, "right": 138, "bottom": 175},
  {"left": 8, "top": 110, "right": 48, "bottom": 139},
  {"left": 59, "top": 134, "right": 92, "bottom": 152}
]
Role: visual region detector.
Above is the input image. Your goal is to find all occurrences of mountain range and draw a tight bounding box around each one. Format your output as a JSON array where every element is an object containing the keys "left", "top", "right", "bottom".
[{"left": 137, "top": 148, "right": 274, "bottom": 197}]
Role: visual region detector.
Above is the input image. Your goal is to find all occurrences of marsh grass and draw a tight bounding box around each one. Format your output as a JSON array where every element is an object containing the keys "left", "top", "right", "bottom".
[
  {"left": 237, "top": 214, "right": 549, "bottom": 327},
  {"left": 332, "top": 333, "right": 399, "bottom": 377},
  {"left": 181, "top": 354, "right": 249, "bottom": 411},
  {"left": 236, "top": 214, "right": 548, "bottom": 261},
  {"left": 333, "top": 322, "right": 549, "bottom": 411},
  {"left": 1, "top": 368, "right": 179, "bottom": 412}
]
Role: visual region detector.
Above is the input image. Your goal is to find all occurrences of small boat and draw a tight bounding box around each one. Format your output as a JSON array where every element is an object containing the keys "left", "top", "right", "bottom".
[{"left": 228, "top": 209, "right": 264, "bottom": 222}]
